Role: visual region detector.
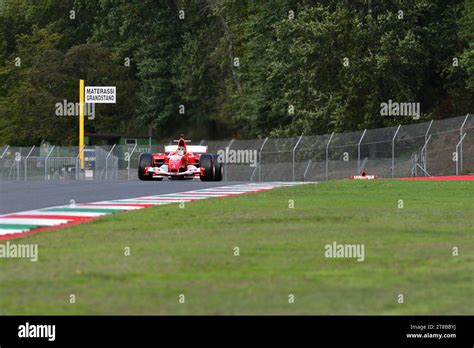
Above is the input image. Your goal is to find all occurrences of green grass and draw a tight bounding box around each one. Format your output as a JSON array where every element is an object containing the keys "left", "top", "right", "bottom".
[{"left": 0, "top": 180, "right": 473, "bottom": 315}]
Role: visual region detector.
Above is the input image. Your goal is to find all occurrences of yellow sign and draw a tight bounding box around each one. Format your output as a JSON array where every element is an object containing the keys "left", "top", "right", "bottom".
[{"left": 79, "top": 79, "right": 84, "bottom": 169}]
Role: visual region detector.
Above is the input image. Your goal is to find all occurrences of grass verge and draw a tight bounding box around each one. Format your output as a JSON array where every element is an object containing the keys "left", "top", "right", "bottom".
[{"left": 0, "top": 180, "right": 472, "bottom": 314}]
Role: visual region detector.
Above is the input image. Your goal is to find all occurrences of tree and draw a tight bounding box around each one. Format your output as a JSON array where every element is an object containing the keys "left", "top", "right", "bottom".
[{"left": 460, "top": 0, "right": 474, "bottom": 90}]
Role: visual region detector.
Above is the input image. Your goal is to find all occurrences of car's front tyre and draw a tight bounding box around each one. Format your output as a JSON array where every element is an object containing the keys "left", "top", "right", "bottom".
[
  {"left": 213, "top": 154, "right": 223, "bottom": 181},
  {"left": 199, "top": 154, "right": 214, "bottom": 181},
  {"left": 138, "top": 153, "right": 153, "bottom": 181}
]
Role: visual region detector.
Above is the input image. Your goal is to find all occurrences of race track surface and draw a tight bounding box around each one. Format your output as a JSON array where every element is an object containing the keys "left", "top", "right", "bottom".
[{"left": 0, "top": 180, "right": 245, "bottom": 214}]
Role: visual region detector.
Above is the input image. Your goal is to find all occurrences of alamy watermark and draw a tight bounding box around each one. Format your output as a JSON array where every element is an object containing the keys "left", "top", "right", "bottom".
[
  {"left": 55, "top": 100, "right": 95, "bottom": 120},
  {"left": 18, "top": 322, "right": 55, "bottom": 341},
  {"left": 380, "top": 99, "right": 420, "bottom": 120},
  {"left": 217, "top": 147, "right": 258, "bottom": 167},
  {"left": 324, "top": 241, "right": 365, "bottom": 262},
  {"left": 0, "top": 241, "right": 38, "bottom": 262}
]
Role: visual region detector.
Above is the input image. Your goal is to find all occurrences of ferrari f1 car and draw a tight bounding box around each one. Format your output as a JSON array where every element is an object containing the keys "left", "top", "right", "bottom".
[{"left": 138, "top": 135, "right": 223, "bottom": 181}]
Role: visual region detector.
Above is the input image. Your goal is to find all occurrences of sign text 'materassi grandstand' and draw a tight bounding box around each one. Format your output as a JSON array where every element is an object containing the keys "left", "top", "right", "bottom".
[{"left": 85, "top": 86, "right": 116, "bottom": 103}]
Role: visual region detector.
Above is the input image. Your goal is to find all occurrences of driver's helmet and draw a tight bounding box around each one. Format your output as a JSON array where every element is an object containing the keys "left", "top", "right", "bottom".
[{"left": 177, "top": 147, "right": 186, "bottom": 156}]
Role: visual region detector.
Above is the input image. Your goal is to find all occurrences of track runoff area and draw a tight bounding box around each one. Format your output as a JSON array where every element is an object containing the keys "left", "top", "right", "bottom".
[
  {"left": 0, "top": 182, "right": 303, "bottom": 240},
  {"left": 1, "top": 175, "right": 472, "bottom": 240}
]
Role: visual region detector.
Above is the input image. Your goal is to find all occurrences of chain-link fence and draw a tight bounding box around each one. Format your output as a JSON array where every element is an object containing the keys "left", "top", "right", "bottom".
[{"left": 1, "top": 114, "right": 472, "bottom": 181}]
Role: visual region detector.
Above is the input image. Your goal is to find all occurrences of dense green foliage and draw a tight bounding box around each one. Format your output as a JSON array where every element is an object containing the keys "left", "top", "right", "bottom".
[{"left": 0, "top": 0, "right": 473, "bottom": 145}]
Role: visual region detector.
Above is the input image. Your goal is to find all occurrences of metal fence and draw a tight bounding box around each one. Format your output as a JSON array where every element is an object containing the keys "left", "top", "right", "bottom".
[{"left": 0, "top": 114, "right": 472, "bottom": 181}]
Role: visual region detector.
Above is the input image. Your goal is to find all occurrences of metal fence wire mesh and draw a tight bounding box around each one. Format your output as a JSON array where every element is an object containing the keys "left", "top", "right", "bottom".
[{"left": 0, "top": 114, "right": 472, "bottom": 181}]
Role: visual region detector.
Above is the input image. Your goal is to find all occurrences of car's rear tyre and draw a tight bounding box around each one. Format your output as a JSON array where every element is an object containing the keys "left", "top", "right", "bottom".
[
  {"left": 213, "top": 154, "right": 223, "bottom": 181},
  {"left": 200, "top": 154, "right": 214, "bottom": 181},
  {"left": 138, "top": 153, "right": 153, "bottom": 181}
]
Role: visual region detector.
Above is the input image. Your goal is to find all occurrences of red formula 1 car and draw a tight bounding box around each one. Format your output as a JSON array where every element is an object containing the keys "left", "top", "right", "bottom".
[{"left": 138, "top": 135, "right": 223, "bottom": 181}]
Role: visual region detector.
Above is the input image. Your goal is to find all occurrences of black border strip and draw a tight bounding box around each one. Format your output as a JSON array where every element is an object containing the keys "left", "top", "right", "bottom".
[{"left": 0, "top": 315, "right": 472, "bottom": 346}]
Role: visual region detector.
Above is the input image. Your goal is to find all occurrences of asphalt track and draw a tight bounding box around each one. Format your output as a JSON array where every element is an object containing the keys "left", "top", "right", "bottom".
[{"left": 0, "top": 180, "right": 244, "bottom": 215}]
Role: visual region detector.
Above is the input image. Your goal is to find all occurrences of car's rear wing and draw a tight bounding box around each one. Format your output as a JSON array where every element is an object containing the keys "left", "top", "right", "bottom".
[{"left": 164, "top": 145, "right": 208, "bottom": 154}]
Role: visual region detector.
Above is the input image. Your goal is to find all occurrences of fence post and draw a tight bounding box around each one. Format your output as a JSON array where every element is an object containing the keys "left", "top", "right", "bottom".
[
  {"left": 391, "top": 125, "right": 401, "bottom": 178},
  {"left": 423, "top": 120, "right": 433, "bottom": 173},
  {"left": 0, "top": 145, "right": 10, "bottom": 159},
  {"left": 325, "top": 132, "right": 334, "bottom": 181},
  {"left": 250, "top": 165, "right": 258, "bottom": 182},
  {"left": 258, "top": 137, "right": 268, "bottom": 182},
  {"left": 76, "top": 146, "right": 84, "bottom": 180},
  {"left": 357, "top": 129, "right": 367, "bottom": 173},
  {"left": 459, "top": 114, "right": 469, "bottom": 173},
  {"left": 24, "top": 145, "right": 35, "bottom": 181},
  {"left": 456, "top": 133, "right": 467, "bottom": 175},
  {"left": 16, "top": 148, "right": 21, "bottom": 181},
  {"left": 225, "top": 139, "right": 234, "bottom": 182},
  {"left": 418, "top": 135, "right": 432, "bottom": 177},
  {"left": 127, "top": 143, "right": 138, "bottom": 181},
  {"left": 105, "top": 144, "right": 116, "bottom": 181},
  {"left": 44, "top": 145, "right": 55, "bottom": 180},
  {"left": 292, "top": 135, "right": 303, "bottom": 182},
  {"left": 303, "top": 160, "right": 312, "bottom": 182}
]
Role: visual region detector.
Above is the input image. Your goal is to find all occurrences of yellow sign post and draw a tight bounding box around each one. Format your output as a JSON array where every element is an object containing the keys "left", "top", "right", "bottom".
[{"left": 79, "top": 79, "right": 85, "bottom": 169}]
